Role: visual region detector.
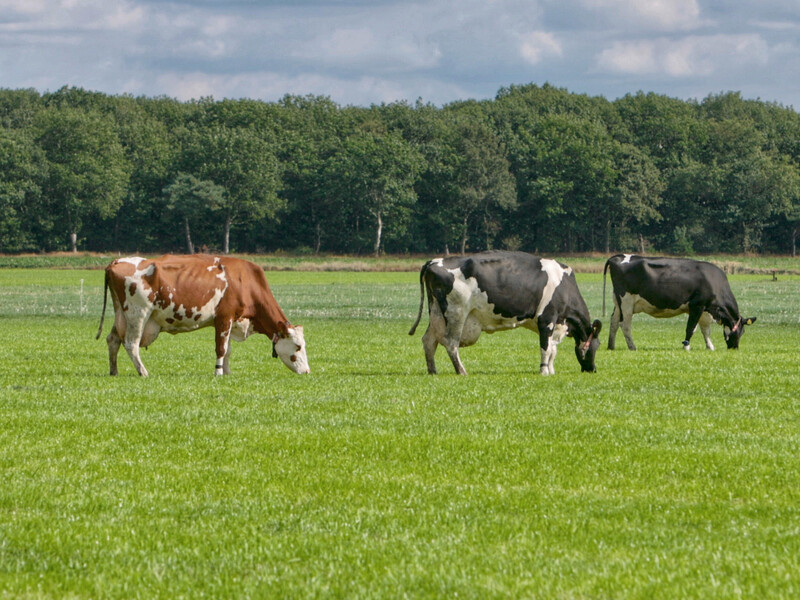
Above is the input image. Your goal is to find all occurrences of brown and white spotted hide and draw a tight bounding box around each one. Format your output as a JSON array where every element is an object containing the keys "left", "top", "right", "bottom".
[{"left": 96, "top": 254, "right": 309, "bottom": 376}]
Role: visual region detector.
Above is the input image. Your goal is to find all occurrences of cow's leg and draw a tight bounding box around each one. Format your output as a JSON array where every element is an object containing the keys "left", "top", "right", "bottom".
[
  {"left": 619, "top": 294, "right": 637, "bottom": 350},
  {"left": 123, "top": 326, "right": 149, "bottom": 377},
  {"left": 538, "top": 319, "right": 558, "bottom": 375},
  {"left": 444, "top": 340, "right": 467, "bottom": 375},
  {"left": 607, "top": 301, "right": 621, "bottom": 350},
  {"left": 698, "top": 312, "right": 715, "bottom": 350},
  {"left": 682, "top": 305, "right": 705, "bottom": 351},
  {"left": 222, "top": 342, "right": 233, "bottom": 375},
  {"left": 214, "top": 317, "right": 233, "bottom": 375},
  {"left": 441, "top": 311, "right": 474, "bottom": 375},
  {"left": 106, "top": 326, "right": 122, "bottom": 376},
  {"left": 421, "top": 324, "right": 439, "bottom": 374}
]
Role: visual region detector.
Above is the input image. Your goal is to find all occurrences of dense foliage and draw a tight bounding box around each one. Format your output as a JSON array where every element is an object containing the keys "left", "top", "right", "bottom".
[{"left": 2, "top": 84, "right": 800, "bottom": 256}]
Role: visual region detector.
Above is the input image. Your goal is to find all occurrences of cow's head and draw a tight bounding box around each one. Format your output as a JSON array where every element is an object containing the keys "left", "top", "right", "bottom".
[
  {"left": 575, "top": 319, "right": 602, "bottom": 372},
  {"left": 723, "top": 316, "right": 756, "bottom": 349},
  {"left": 272, "top": 323, "right": 310, "bottom": 374}
]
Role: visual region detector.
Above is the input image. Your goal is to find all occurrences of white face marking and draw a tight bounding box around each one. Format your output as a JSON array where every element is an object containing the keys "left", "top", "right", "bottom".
[{"left": 274, "top": 326, "right": 310, "bottom": 374}]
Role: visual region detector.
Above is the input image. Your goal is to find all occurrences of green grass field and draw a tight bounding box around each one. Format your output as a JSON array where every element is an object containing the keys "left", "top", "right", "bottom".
[{"left": 1, "top": 267, "right": 799, "bottom": 598}]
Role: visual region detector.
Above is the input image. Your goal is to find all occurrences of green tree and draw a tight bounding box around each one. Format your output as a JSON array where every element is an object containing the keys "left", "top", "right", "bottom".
[
  {"left": 34, "top": 106, "right": 130, "bottom": 251},
  {"left": 602, "top": 143, "right": 664, "bottom": 253},
  {"left": 326, "top": 130, "right": 424, "bottom": 256},
  {"left": 163, "top": 173, "right": 225, "bottom": 254},
  {"left": 106, "top": 96, "right": 176, "bottom": 251},
  {"left": 442, "top": 111, "right": 516, "bottom": 253},
  {"left": 0, "top": 127, "right": 46, "bottom": 252},
  {"left": 179, "top": 124, "right": 282, "bottom": 253},
  {"left": 274, "top": 95, "right": 349, "bottom": 254}
]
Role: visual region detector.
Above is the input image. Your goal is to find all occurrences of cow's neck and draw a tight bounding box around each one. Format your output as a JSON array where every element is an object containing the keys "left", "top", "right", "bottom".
[
  {"left": 254, "top": 297, "right": 290, "bottom": 338},
  {"left": 567, "top": 311, "right": 592, "bottom": 343},
  {"left": 713, "top": 304, "right": 739, "bottom": 329}
]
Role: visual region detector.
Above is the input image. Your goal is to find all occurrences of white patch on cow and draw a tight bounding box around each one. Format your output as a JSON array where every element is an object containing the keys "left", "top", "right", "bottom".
[
  {"left": 123, "top": 260, "right": 230, "bottom": 337},
  {"left": 540, "top": 322, "right": 568, "bottom": 375},
  {"left": 622, "top": 254, "right": 632, "bottom": 264},
  {"left": 230, "top": 318, "right": 253, "bottom": 342},
  {"left": 628, "top": 294, "right": 689, "bottom": 318},
  {"left": 535, "top": 259, "right": 568, "bottom": 318},
  {"left": 445, "top": 265, "right": 522, "bottom": 337},
  {"left": 118, "top": 256, "right": 146, "bottom": 266},
  {"left": 430, "top": 258, "right": 444, "bottom": 267},
  {"left": 274, "top": 326, "right": 310, "bottom": 374}
]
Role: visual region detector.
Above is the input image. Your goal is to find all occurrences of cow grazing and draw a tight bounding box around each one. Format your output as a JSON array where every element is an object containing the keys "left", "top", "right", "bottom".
[
  {"left": 96, "top": 254, "right": 310, "bottom": 376},
  {"left": 409, "top": 251, "right": 602, "bottom": 375},
  {"left": 603, "top": 254, "right": 755, "bottom": 351}
]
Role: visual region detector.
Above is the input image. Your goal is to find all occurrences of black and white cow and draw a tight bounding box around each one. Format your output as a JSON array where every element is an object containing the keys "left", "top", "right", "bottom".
[
  {"left": 409, "top": 251, "right": 602, "bottom": 375},
  {"left": 603, "top": 254, "right": 756, "bottom": 351}
]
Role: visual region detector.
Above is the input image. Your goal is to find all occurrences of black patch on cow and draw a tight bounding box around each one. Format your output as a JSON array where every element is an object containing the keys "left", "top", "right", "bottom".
[
  {"left": 466, "top": 252, "right": 550, "bottom": 319},
  {"left": 423, "top": 262, "right": 455, "bottom": 321}
]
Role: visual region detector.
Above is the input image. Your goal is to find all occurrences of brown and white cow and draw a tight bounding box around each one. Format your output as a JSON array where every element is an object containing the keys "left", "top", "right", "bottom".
[{"left": 96, "top": 254, "right": 309, "bottom": 376}]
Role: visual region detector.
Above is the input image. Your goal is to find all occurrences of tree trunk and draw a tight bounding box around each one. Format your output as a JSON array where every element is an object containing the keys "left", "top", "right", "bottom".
[
  {"left": 605, "top": 219, "right": 611, "bottom": 254},
  {"left": 460, "top": 216, "right": 468, "bottom": 255},
  {"left": 223, "top": 217, "right": 231, "bottom": 254},
  {"left": 638, "top": 233, "right": 645, "bottom": 254},
  {"left": 314, "top": 222, "right": 322, "bottom": 255},
  {"left": 184, "top": 217, "right": 194, "bottom": 254},
  {"left": 70, "top": 232, "right": 78, "bottom": 253},
  {"left": 373, "top": 212, "right": 383, "bottom": 257},
  {"left": 792, "top": 227, "right": 797, "bottom": 258}
]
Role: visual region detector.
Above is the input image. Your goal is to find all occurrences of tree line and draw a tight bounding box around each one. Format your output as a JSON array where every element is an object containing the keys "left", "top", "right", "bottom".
[{"left": 2, "top": 84, "right": 800, "bottom": 257}]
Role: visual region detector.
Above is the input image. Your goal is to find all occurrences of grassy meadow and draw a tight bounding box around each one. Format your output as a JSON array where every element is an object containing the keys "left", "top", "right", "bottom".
[{"left": 1, "top": 263, "right": 799, "bottom": 598}]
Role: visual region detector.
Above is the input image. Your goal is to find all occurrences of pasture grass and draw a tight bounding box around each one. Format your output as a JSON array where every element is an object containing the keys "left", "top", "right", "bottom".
[{"left": 1, "top": 269, "right": 799, "bottom": 598}]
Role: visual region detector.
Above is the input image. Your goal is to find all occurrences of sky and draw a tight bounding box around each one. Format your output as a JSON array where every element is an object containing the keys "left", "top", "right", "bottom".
[{"left": 2, "top": 0, "right": 800, "bottom": 109}]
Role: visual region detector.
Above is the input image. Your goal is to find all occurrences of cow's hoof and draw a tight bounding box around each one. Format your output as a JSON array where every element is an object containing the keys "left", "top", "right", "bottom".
[{"left": 682, "top": 340, "right": 691, "bottom": 351}]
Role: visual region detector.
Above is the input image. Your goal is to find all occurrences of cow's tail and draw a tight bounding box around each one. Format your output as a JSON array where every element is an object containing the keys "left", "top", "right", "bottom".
[
  {"left": 95, "top": 269, "right": 109, "bottom": 340},
  {"left": 602, "top": 257, "right": 611, "bottom": 317},
  {"left": 408, "top": 261, "right": 430, "bottom": 336}
]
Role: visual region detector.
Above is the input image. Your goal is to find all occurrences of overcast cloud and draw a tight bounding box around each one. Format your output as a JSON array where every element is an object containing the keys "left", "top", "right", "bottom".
[{"left": 1, "top": 0, "right": 799, "bottom": 108}]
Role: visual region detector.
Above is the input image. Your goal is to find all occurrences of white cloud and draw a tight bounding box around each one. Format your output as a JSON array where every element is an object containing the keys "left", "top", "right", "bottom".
[
  {"left": 598, "top": 34, "right": 769, "bottom": 77},
  {"left": 154, "top": 70, "right": 470, "bottom": 106},
  {"left": 580, "top": 0, "right": 702, "bottom": 31},
  {"left": 290, "top": 23, "right": 443, "bottom": 71},
  {"left": 519, "top": 31, "right": 562, "bottom": 65}
]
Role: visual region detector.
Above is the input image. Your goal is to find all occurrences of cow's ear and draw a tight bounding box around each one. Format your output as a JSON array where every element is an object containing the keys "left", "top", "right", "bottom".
[
  {"left": 745, "top": 317, "right": 756, "bottom": 325},
  {"left": 271, "top": 334, "right": 279, "bottom": 358},
  {"left": 279, "top": 321, "right": 291, "bottom": 337},
  {"left": 591, "top": 319, "right": 602, "bottom": 336}
]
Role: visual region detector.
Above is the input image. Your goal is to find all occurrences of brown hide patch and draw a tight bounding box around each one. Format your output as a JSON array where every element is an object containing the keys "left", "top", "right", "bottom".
[
  {"left": 166, "top": 317, "right": 175, "bottom": 324},
  {"left": 128, "top": 283, "right": 137, "bottom": 297}
]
